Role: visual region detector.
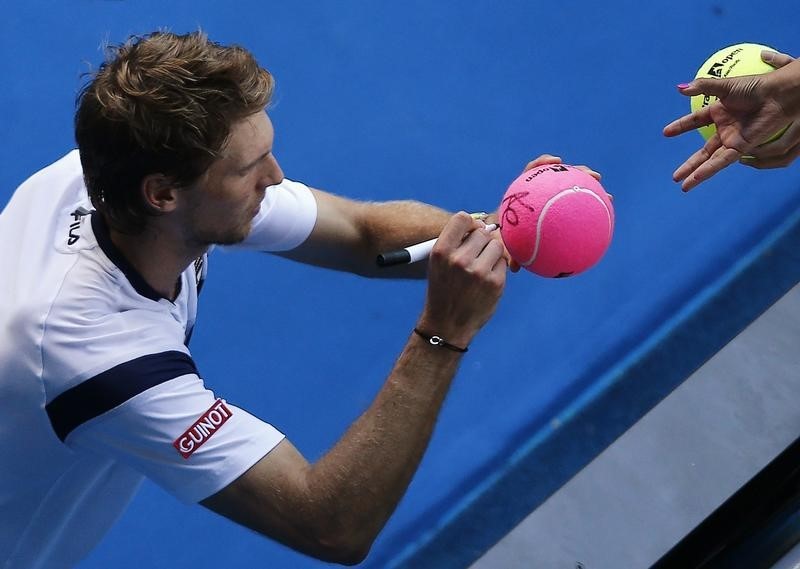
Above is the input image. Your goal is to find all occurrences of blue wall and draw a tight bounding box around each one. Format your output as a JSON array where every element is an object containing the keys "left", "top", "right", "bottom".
[{"left": 2, "top": 2, "right": 799, "bottom": 567}]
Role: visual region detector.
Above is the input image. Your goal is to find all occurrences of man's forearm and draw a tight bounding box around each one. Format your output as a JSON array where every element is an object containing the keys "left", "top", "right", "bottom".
[
  {"left": 356, "top": 199, "right": 452, "bottom": 278},
  {"left": 358, "top": 200, "right": 500, "bottom": 278},
  {"left": 304, "top": 331, "right": 463, "bottom": 550},
  {"left": 203, "top": 213, "right": 505, "bottom": 564},
  {"left": 278, "top": 192, "right": 456, "bottom": 278},
  {"left": 360, "top": 200, "right": 451, "bottom": 250}
]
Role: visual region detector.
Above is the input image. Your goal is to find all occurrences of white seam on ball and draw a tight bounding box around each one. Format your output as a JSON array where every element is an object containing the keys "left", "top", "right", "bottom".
[{"left": 520, "top": 186, "right": 612, "bottom": 267}]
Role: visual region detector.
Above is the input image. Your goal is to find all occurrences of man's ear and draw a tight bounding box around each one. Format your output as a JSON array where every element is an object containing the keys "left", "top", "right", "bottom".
[{"left": 141, "top": 174, "right": 179, "bottom": 214}]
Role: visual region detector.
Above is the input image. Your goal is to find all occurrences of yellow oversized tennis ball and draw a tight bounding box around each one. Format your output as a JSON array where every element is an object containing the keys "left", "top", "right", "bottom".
[{"left": 690, "top": 42, "right": 789, "bottom": 143}]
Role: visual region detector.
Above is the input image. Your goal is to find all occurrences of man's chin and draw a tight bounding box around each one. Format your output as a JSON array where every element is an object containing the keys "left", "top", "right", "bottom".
[
  {"left": 196, "top": 224, "right": 251, "bottom": 247},
  {"left": 213, "top": 232, "right": 249, "bottom": 246},
  {"left": 215, "top": 232, "right": 248, "bottom": 246}
]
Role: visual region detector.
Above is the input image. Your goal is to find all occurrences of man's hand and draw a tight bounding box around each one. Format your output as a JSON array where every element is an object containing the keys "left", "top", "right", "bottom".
[
  {"left": 417, "top": 212, "right": 507, "bottom": 348},
  {"left": 522, "top": 154, "right": 602, "bottom": 181}
]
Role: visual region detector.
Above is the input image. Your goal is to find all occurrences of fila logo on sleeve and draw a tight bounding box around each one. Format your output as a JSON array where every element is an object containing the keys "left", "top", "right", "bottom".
[
  {"left": 173, "top": 399, "right": 232, "bottom": 459},
  {"left": 66, "top": 206, "right": 92, "bottom": 246}
]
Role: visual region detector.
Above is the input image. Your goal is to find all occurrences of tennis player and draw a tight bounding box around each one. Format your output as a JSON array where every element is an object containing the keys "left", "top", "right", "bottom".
[{"left": 0, "top": 30, "right": 518, "bottom": 567}]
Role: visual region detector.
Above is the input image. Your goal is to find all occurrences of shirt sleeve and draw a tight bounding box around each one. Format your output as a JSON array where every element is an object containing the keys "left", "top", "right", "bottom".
[
  {"left": 231, "top": 177, "right": 318, "bottom": 252},
  {"left": 66, "top": 370, "right": 285, "bottom": 503}
]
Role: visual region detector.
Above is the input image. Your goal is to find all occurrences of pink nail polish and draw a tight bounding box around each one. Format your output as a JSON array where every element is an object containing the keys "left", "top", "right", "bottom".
[{"left": 677, "top": 83, "right": 691, "bottom": 90}]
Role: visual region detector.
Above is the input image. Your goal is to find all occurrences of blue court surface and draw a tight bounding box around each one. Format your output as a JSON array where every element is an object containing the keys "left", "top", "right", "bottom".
[{"left": 2, "top": 2, "right": 800, "bottom": 568}]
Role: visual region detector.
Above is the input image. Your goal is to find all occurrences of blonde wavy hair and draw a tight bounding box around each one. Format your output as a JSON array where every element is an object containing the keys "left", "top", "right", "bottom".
[{"left": 75, "top": 31, "right": 274, "bottom": 233}]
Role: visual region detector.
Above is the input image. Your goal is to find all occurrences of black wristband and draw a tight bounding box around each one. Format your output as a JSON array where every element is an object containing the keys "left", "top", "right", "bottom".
[{"left": 413, "top": 328, "right": 469, "bottom": 353}]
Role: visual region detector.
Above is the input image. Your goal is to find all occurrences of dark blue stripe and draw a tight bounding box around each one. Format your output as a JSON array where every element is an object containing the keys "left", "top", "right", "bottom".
[
  {"left": 91, "top": 213, "right": 181, "bottom": 301},
  {"left": 46, "top": 350, "right": 198, "bottom": 442}
]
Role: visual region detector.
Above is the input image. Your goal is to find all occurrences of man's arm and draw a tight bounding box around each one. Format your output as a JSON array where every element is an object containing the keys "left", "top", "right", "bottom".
[
  {"left": 202, "top": 212, "right": 507, "bottom": 564},
  {"left": 278, "top": 154, "right": 587, "bottom": 277},
  {"left": 201, "top": 337, "right": 464, "bottom": 564},
  {"left": 275, "top": 188, "right": 454, "bottom": 278}
]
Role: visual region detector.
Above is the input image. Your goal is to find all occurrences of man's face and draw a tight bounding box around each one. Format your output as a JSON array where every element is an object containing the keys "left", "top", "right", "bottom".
[{"left": 182, "top": 111, "right": 283, "bottom": 246}]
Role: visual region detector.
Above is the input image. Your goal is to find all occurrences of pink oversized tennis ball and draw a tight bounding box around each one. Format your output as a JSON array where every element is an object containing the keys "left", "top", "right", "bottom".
[{"left": 498, "top": 164, "right": 614, "bottom": 278}]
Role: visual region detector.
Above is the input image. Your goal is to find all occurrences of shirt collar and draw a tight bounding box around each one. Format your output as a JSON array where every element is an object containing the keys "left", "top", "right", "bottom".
[{"left": 91, "top": 212, "right": 174, "bottom": 302}]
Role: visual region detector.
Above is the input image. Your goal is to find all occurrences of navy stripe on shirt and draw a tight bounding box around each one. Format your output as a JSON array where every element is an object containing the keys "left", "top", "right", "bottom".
[
  {"left": 91, "top": 212, "right": 180, "bottom": 301},
  {"left": 46, "top": 350, "right": 198, "bottom": 442}
]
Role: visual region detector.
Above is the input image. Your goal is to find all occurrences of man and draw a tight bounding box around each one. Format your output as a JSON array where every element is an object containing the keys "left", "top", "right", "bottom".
[
  {"left": 0, "top": 30, "right": 573, "bottom": 567},
  {"left": 664, "top": 49, "right": 800, "bottom": 191}
]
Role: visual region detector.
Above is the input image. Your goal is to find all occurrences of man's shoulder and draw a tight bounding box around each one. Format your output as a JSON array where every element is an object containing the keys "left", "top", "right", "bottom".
[
  {"left": 38, "top": 260, "right": 190, "bottom": 391},
  {"left": 43, "top": 268, "right": 187, "bottom": 346},
  {"left": 0, "top": 150, "right": 91, "bottom": 264},
  {"left": 36, "top": 149, "right": 82, "bottom": 178},
  {"left": 13, "top": 150, "right": 84, "bottom": 197}
]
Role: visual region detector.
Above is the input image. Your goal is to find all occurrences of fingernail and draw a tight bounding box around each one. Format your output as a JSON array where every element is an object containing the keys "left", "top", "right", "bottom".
[
  {"left": 677, "top": 83, "right": 691, "bottom": 90},
  {"left": 761, "top": 50, "right": 773, "bottom": 62}
]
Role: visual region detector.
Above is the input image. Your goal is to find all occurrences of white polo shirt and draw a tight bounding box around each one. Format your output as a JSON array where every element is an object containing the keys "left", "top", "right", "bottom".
[{"left": 0, "top": 150, "right": 318, "bottom": 568}]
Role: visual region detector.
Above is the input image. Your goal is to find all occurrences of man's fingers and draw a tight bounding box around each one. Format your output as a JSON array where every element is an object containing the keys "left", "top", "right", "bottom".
[
  {"left": 523, "top": 154, "right": 562, "bottom": 172},
  {"left": 761, "top": 50, "right": 795, "bottom": 69},
  {"left": 435, "top": 212, "right": 479, "bottom": 252},
  {"left": 456, "top": 224, "right": 495, "bottom": 260},
  {"left": 571, "top": 165, "right": 602, "bottom": 181},
  {"left": 482, "top": 224, "right": 515, "bottom": 267},
  {"left": 523, "top": 155, "right": 601, "bottom": 180},
  {"left": 473, "top": 238, "right": 506, "bottom": 275}
]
